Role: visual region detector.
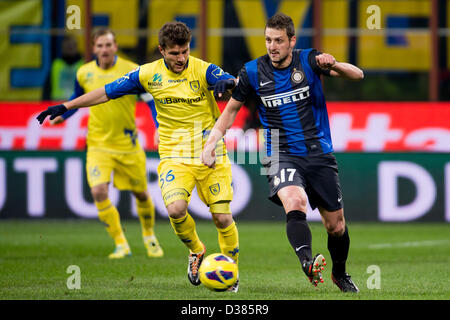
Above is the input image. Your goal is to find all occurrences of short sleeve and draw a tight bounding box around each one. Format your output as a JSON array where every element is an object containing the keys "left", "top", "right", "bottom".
[
  {"left": 308, "top": 49, "right": 331, "bottom": 77},
  {"left": 231, "top": 66, "right": 252, "bottom": 103}
]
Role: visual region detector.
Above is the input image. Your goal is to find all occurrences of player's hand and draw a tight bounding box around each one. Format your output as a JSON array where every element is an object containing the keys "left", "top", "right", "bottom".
[
  {"left": 200, "top": 143, "right": 217, "bottom": 169},
  {"left": 210, "top": 79, "right": 235, "bottom": 98},
  {"left": 316, "top": 53, "right": 336, "bottom": 70},
  {"left": 36, "top": 104, "right": 68, "bottom": 124},
  {"left": 49, "top": 116, "right": 65, "bottom": 125}
]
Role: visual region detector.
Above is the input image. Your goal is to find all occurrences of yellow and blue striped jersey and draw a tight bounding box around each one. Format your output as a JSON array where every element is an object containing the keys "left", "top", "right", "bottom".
[
  {"left": 105, "top": 56, "right": 234, "bottom": 162},
  {"left": 64, "top": 56, "right": 142, "bottom": 153}
]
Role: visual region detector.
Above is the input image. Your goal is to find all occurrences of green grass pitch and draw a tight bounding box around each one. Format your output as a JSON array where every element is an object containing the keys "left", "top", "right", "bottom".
[{"left": 0, "top": 220, "right": 449, "bottom": 300}]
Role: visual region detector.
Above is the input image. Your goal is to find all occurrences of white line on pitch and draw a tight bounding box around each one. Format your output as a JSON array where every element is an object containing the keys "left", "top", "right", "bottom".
[{"left": 368, "top": 239, "right": 450, "bottom": 250}]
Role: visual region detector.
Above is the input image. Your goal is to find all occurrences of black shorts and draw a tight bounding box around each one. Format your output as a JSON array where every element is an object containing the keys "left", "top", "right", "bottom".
[{"left": 262, "top": 153, "right": 343, "bottom": 211}]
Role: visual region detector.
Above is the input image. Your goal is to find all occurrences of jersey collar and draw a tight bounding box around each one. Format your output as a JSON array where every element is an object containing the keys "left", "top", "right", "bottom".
[{"left": 95, "top": 55, "right": 118, "bottom": 69}]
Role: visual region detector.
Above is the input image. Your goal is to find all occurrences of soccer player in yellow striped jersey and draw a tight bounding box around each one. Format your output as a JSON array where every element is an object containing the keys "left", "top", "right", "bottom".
[
  {"left": 50, "top": 28, "right": 163, "bottom": 259},
  {"left": 37, "top": 22, "right": 240, "bottom": 291}
]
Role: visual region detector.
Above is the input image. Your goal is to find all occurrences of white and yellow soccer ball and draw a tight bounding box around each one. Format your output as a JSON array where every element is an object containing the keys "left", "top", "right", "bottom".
[{"left": 199, "top": 253, "right": 238, "bottom": 291}]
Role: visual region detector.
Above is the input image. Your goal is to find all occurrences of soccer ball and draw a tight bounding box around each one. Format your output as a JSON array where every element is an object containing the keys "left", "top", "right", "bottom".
[{"left": 199, "top": 253, "right": 238, "bottom": 291}]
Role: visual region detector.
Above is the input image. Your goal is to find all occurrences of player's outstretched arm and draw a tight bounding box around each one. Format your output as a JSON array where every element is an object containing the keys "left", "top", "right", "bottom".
[
  {"left": 66, "top": 86, "right": 109, "bottom": 109},
  {"left": 316, "top": 53, "right": 364, "bottom": 80},
  {"left": 201, "top": 97, "right": 244, "bottom": 168},
  {"left": 36, "top": 87, "right": 109, "bottom": 124},
  {"left": 209, "top": 79, "right": 237, "bottom": 98},
  {"left": 205, "top": 63, "right": 237, "bottom": 98}
]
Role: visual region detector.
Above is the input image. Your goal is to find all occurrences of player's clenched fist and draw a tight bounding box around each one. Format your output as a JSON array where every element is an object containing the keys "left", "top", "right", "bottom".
[
  {"left": 36, "top": 104, "right": 68, "bottom": 124},
  {"left": 200, "top": 143, "right": 217, "bottom": 169},
  {"left": 315, "top": 53, "right": 336, "bottom": 70}
]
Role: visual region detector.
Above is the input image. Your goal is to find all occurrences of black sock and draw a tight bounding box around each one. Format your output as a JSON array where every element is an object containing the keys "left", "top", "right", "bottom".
[
  {"left": 328, "top": 225, "right": 350, "bottom": 276},
  {"left": 286, "top": 210, "right": 312, "bottom": 265}
]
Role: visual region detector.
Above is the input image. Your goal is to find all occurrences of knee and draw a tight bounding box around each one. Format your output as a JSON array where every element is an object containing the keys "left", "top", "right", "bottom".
[
  {"left": 283, "top": 196, "right": 307, "bottom": 213},
  {"left": 133, "top": 191, "right": 148, "bottom": 202},
  {"left": 91, "top": 185, "right": 108, "bottom": 202},
  {"left": 212, "top": 213, "right": 234, "bottom": 229},
  {"left": 167, "top": 200, "right": 188, "bottom": 219},
  {"left": 325, "top": 216, "right": 346, "bottom": 237}
]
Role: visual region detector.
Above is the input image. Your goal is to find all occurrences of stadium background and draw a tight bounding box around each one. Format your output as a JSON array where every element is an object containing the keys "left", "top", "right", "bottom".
[{"left": 0, "top": 0, "right": 449, "bottom": 224}]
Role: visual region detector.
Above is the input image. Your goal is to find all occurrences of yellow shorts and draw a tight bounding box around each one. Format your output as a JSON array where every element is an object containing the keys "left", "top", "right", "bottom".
[
  {"left": 86, "top": 148, "right": 147, "bottom": 192},
  {"left": 157, "top": 158, "right": 233, "bottom": 212}
]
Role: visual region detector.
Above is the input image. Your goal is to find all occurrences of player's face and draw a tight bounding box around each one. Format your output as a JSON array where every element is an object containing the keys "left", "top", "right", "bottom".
[
  {"left": 265, "top": 27, "right": 296, "bottom": 67},
  {"left": 160, "top": 43, "right": 190, "bottom": 74},
  {"left": 93, "top": 33, "right": 118, "bottom": 66}
]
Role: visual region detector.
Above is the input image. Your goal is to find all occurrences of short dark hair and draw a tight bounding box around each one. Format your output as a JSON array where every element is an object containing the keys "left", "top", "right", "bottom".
[
  {"left": 91, "top": 27, "right": 116, "bottom": 44},
  {"left": 158, "top": 21, "right": 192, "bottom": 49},
  {"left": 265, "top": 13, "right": 295, "bottom": 39}
]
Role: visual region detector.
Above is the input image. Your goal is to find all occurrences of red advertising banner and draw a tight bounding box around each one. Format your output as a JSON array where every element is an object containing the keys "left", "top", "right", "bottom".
[
  {"left": 328, "top": 102, "right": 450, "bottom": 152},
  {"left": 0, "top": 101, "right": 449, "bottom": 152}
]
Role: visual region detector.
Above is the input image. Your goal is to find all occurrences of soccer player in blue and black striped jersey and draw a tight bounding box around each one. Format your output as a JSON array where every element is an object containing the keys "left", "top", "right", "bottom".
[{"left": 202, "top": 13, "right": 364, "bottom": 293}]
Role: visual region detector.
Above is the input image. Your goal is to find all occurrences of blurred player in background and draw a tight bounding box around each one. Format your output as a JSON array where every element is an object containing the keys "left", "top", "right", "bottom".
[
  {"left": 37, "top": 22, "right": 240, "bottom": 291},
  {"left": 50, "top": 27, "right": 163, "bottom": 259},
  {"left": 201, "top": 13, "right": 364, "bottom": 293},
  {"left": 49, "top": 35, "right": 83, "bottom": 101}
]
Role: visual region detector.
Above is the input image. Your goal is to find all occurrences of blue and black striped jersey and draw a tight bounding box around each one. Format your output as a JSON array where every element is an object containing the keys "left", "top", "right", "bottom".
[{"left": 232, "top": 49, "right": 332, "bottom": 156}]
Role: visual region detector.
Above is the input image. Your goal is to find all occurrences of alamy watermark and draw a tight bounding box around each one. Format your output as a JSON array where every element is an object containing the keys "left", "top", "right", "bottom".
[
  {"left": 366, "top": 265, "right": 381, "bottom": 289},
  {"left": 66, "top": 265, "right": 81, "bottom": 290},
  {"left": 66, "top": 5, "right": 81, "bottom": 30},
  {"left": 366, "top": 4, "right": 381, "bottom": 30},
  {"left": 163, "top": 121, "right": 279, "bottom": 175}
]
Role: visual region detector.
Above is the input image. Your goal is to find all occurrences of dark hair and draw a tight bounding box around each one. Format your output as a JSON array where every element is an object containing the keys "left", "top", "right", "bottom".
[
  {"left": 265, "top": 13, "right": 295, "bottom": 39},
  {"left": 158, "top": 21, "right": 192, "bottom": 49},
  {"left": 91, "top": 27, "right": 116, "bottom": 44}
]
